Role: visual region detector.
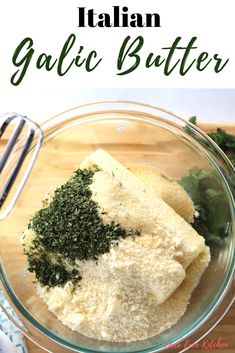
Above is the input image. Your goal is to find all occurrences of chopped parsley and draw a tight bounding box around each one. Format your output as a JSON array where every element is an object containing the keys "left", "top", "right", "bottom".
[{"left": 26, "top": 167, "right": 139, "bottom": 287}]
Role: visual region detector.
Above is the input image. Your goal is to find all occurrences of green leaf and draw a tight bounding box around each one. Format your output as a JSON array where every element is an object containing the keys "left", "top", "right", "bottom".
[
  {"left": 189, "top": 116, "right": 197, "bottom": 125},
  {"left": 182, "top": 117, "right": 235, "bottom": 244},
  {"left": 179, "top": 167, "right": 232, "bottom": 244}
]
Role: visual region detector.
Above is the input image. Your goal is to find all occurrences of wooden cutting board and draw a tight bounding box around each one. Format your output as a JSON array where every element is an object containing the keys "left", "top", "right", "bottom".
[{"left": 1, "top": 122, "right": 235, "bottom": 353}]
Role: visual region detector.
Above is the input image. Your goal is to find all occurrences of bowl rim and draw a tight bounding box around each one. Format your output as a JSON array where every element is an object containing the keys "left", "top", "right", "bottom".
[{"left": 0, "top": 100, "right": 234, "bottom": 353}]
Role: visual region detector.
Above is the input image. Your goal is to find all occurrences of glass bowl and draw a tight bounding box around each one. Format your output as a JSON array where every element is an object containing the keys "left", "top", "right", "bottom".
[{"left": 0, "top": 101, "right": 234, "bottom": 353}]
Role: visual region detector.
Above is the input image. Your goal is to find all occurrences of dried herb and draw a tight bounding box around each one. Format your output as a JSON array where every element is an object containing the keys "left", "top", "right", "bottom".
[
  {"left": 26, "top": 167, "right": 139, "bottom": 287},
  {"left": 28, "top": 253, "right": 81, "bottom": 287}
]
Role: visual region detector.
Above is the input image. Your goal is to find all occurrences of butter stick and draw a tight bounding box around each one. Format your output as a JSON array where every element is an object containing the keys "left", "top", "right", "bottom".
[{"left": 80, "top": 149, "right": 205, "bottom": 270}]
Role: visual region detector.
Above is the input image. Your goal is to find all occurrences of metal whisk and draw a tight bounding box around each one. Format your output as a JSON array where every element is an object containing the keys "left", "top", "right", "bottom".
[{"left": 0, "top": 113, "right": 43, "bottom": 220}]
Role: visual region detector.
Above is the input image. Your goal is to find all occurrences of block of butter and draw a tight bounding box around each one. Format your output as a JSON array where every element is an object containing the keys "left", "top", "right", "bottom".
[
  {"left": 80, "top": 149, "right": 205, "bottom": 270},
  {"left": 129, "top": 165, "right": 195, "bottom": 223}
]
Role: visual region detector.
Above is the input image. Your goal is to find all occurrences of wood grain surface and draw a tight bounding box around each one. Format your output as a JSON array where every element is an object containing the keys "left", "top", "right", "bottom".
[{"left": 1, "top": 122, "right": 234, "bottom": 353}]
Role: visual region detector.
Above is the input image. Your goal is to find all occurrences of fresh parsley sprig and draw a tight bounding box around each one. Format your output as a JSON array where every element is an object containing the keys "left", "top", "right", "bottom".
[
  {"left": 180, "top": 117, "right": 235, "bottom": 244},
  {"left": 189, "top": 116, "right": 235, "bottom": 167}
]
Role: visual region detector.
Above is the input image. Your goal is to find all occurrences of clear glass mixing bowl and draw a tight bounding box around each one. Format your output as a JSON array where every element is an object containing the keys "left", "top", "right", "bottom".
[{"left": 0, "top": 101, "right": 234, "bottom": 353}]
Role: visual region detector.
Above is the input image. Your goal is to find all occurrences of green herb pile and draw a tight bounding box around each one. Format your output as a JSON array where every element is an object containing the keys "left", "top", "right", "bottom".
[
  {"left": 26, "top": 167, "right": 139, "bottom": 287},
  {"left": 180, "top": 117, "right": 235, "bottom": 245}
]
